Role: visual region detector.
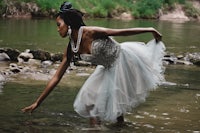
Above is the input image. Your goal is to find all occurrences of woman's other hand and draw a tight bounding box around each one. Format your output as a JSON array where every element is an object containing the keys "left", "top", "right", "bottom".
[{"left": 152, "top": 28, "right": 162, "bottom": 42}]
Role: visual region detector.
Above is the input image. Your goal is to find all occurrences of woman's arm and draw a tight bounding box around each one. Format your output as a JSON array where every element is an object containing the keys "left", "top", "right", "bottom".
[
  {"left": 21, "top": 45, "right": 73, "bottom": 113},
  {"left": 91, "top": 27, "right": 162, "bottom": 42}
]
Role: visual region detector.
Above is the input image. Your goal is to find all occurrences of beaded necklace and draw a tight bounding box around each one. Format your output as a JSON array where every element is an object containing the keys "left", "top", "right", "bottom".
[{"left": 69, "top": 26, "right": 83, "bottom": 53}]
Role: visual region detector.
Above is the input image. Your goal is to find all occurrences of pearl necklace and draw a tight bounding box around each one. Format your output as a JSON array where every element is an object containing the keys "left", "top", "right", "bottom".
[{"left": 69, "top": 26, "right": 83, "bottom": 53}]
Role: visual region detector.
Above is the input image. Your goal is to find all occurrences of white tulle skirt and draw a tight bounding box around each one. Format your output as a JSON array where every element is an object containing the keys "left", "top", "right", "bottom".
[{"left": 73, "top": 39, "right": 166, "bottom": 122}]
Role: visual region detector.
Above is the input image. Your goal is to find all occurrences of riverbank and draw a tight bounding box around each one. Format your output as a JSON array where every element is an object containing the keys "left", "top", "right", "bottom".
[{"left": 0, "top": 0, "right": 200, "bottom": 21}]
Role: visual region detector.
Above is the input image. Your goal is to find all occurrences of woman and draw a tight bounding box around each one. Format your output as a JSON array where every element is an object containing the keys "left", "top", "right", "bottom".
[{"left": 22, "top": 2, "right": 165, "bottom": 127}]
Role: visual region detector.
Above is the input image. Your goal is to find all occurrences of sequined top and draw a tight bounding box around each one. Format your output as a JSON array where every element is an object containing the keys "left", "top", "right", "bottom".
[{"left": 80, "top": 37, "right": 121, "bottom": 69}]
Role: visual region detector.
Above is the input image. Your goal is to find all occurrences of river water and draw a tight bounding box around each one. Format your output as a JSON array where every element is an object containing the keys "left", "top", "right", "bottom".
[{"left": 0, "top": 18, "right": 200, "bottom": 133}]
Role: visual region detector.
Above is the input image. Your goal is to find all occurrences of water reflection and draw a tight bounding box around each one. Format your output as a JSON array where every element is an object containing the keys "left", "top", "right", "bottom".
[{"left": 0, "top": 19, "right": 200, "bottom": 53}]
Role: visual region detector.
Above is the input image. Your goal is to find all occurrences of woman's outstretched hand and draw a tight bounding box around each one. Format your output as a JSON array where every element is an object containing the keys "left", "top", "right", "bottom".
[
  {"left": 152, "top": 29, "right": 162, "bottom": 42},
  {"left": 21, "top": 102, "right": 38, "bottom": 114}
]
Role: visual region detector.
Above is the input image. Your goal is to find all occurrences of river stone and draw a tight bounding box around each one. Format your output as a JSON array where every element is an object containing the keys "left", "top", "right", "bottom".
[
  {"left": 0, "top": 53, "right": 10, "bottom": 61},
  {"left": 27, "top": 59, "right": 41, "bottom": 66},
  {"left": 18, "top": 51, "right": 33, "bottom": 62},
  {"left": 51, "top": 53, "right": 63, "bottom": 62},
  {"left": 75, "top": 60, "right": 92, "bottom": 66},
  {"left": 176, "top": 60, "right": 193, "bottom": 65},
  {"left": 0, "top": 48, "right": 20, "bottom": 61},
  {"left": 9, "top": 63, "right": 21, "bottom": 73},
  {"left": 41, "top": 60, "right": 53, "bottom": 68},
  {"left": 177, "top": 54, "right": 184, "bottom": 59},
  {"left": 185, "top": 52, "right": 200, "bottom": 66},
  {"left": 30, "top": 50, "right": 51, "bottom": 61},
  {"left": 163, "top": 56, "right": 177, "bottom": 64}
]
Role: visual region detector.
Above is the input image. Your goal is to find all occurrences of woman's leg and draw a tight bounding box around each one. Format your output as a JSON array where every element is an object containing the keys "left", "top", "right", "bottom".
[{"left": 86, "top": 105, "right": 101, "bottom": 127}]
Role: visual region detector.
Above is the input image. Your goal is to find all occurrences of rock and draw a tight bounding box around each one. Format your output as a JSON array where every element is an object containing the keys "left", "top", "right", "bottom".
[
  {"left": 74, "top": 60, "right": 92, "bottom": 66},
  {"left": 176, "top": 60, "right": 193, "bottom": 65},
  {"left": 18, "top": 50, "right": 34, "bottom": 62},
  {"left": 177, "top": 54, "right": 184, "bottom": 60},
  {"left": 0, "top": 53, "right": 10, "bottom": 61},
  {"left": 185, "top": 52, "right": 200, "bottom": 66},
  {"left": 163, "top": 55, "right": 177, "bottom": 64},
  {"left": 0, "top": 48, "right": 20, "bottom": 61},
  {"left": 41, "top": 60, "right": 53, "bottom": 68},
  {"left": 51, "top": 53, "right": 63, "bottom": 62},
  {"left": 27, "top": 59, "right": 41, "bottom": 66},
  {"left": 9, "top": 63, "right": 21, "bottom": 73},
  {"left": 30, "top": 49, "right": 51, "bottom": 61}
]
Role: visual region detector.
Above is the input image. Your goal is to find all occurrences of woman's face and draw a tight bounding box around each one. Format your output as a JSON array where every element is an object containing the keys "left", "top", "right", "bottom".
[{"left": 56, "top": 16, "right": 68, "bottom": 38}]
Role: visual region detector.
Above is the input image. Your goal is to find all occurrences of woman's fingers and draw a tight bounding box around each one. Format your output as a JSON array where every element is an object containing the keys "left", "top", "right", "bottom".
[
  {"left": 153, "top": 30, "right": 162, "bottom": 42},
  {"left": 21, "top": 106, "right": 32, "bottom": 113},
  {"left": 21, "top": 103, "right": 38, "bottom": 113}
]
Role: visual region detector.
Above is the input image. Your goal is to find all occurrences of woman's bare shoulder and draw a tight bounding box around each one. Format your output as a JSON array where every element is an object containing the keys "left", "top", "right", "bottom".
[
  {"left": 83, "top": 26, "right": 110, "bottom": 38},
  {"left": 83, "top": 26, "right": 107, "bottom": 32}
]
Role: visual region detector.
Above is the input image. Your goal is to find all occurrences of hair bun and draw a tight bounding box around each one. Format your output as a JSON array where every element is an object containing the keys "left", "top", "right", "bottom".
[{"left": 60, "top": 2, "right": 73, "bottom": 12}]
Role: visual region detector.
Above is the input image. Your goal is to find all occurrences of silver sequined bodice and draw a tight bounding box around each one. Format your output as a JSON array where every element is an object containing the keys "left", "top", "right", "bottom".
[{"left": 80, "top": 37, "right": 121, "bottom": 69}]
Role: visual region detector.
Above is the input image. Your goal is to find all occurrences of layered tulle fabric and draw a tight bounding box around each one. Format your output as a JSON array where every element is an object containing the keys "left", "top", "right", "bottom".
[{"left": 73, "top": 39, "right": 166, "bottom": 122}]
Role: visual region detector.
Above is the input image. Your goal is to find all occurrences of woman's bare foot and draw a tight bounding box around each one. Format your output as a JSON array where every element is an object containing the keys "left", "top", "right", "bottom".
[
  {"left": 81, "top": 117, "right": 103, "bottom": 131},
  {"left": 117, "top": 115, "right": 124, "bottom": 125},
  {"left": 89, "top": 117, "right": 101, "bottom": 127}
]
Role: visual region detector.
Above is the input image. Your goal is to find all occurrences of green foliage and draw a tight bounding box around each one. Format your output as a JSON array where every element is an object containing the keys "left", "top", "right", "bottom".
[
  {"left": 35, "top": 0, "right": 64, "bottom": 11},
  {"left": 0, "top": 0, "right": 6, "bottom": 15},
  {"left": 83, "top": 0, "right": 116, "bottom": 18},
  {"left": 163, "top": 0, "right": 185, "bottom": 5},
  {"left": 92, "top": 5, "right": 107, "bottom": 17},
  {"left": 133, "top": 0, "right": 163, "bottom": 18}
]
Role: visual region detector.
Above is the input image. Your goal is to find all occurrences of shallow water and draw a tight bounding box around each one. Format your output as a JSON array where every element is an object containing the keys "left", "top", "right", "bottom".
[
  {"left": 0, "top": 65, "right": 200, "bottom": 133},
  {"left": 0, "top": 19, "right": 200, "bottom": 132}
]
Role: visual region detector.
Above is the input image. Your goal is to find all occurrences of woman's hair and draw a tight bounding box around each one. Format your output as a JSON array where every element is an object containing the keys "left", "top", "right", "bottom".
[{"left": 56, "top": 2, "right": 86, "bottom": 29}]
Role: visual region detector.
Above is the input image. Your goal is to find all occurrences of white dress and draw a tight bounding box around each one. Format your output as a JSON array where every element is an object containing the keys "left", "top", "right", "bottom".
[{"left": 73, "top": 37, "right": 166, "bottom": 122}]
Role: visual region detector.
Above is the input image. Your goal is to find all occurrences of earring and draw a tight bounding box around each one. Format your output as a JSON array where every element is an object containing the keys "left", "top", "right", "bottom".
[{"left": 67, "top": 26, "right": 72, "bottom": 36}]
